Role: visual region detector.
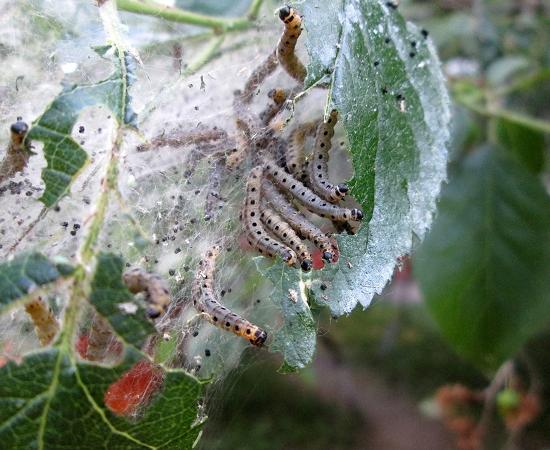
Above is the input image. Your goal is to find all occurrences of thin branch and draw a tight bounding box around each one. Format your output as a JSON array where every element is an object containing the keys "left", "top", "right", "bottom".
[
  {"left": 247, "top": 0, "right": 264, "bottom": 20},
  {"left": 116, "top": 0, "right": 253, "bottom": 32}
]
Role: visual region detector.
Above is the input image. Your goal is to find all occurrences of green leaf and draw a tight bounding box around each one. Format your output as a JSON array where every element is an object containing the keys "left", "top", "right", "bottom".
[
  {"left": 90, "top": 253, "right": 156, "bottom": 350},
  {"left": 0, "top": 253, "right": 74, "bottom": 312},
  {"left": 257, "top": 261, "right": 316, "bottom": 371},
  {"left": 414, "top": 147, "right": 550, "bottom": 369},
  {"left": 28, "top": 47, "right": 137, "bottom": 207},
  {"left": 302, "top": 0, "right": 451, "bottom": 314},
  {"left": 495, "top": 117, "right": 545, "bottom": 174},
  {"left": 0, "top": 348, "right": 203, "bottom": 449}
]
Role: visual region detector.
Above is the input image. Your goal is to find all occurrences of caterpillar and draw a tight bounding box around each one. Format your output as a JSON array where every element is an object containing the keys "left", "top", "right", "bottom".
[
  {"left": 260, "top": 203, "right": 312, "bottom": 271},
  {"left": 0, "top": 120, "right": 31, "bottom": 183},
  {"left": 259, "top": 88, "right": 289, "bottom": 126},
  {"left": 277, "top": 6, "right": 306, "bottom": 83},
  {"left": 242, "top": 165, "right": 298, "bottom": 265},
  {"left": 309, "top": 110, "right": 349, "bottom": 202},
  {"left": 192, "top": 245, "right": 268, "bottom": 347},
  {"left": 286, "top": 121, "right": 317, "bottom": 180},
  {"left": 24, "top": 296, "right": 59, "bottom": 346},
  {"left": 262, "top": 179, "right": 336, "bottom": 262},
  {"left": 136, "top": 127, "right": 228, "bottom": 152},
  {"left": 263, "top": 158, "right": 363, "bottom": 225},
  {"left": 122, "top": 268, "right": 171, "bottom": 319},
  {"left": 241, "top": 51, "right": 279, "bottom": 104}
]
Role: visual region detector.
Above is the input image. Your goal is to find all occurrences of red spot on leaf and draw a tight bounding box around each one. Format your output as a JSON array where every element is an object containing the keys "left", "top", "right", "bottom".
[{"left": 104, "top": 360, "right": 163, "bottom": 416}]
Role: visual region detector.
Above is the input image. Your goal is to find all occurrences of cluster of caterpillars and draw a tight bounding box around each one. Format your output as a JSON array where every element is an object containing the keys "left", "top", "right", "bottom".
[{"left": 235, "top": 6, "right": 364, "bottom": 271}]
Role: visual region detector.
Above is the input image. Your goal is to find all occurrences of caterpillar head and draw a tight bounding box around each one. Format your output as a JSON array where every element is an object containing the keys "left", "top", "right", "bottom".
[
  {"left": 322, "top": 251, "right": 334, "bottom": 262},
  {"left": 336, "top": 183, "right": 349, "bottom": 195},
  {"left": 10, "top": 120, "right": 28, "bottom": 145},
  {"left": 300, "top": 259, "right": 312, "bottom": 272},
  {"left": 278, "top": 5, "right": 292, "bottom": 21},
  {"left": 250, "top": 329, "right": 268, "bottom": 347},
  {"left": 351, "top": 208, "right": 363, "bottom": 221},
  {"left": 146, "top": 305, "right": 163, "bottom": 319}
]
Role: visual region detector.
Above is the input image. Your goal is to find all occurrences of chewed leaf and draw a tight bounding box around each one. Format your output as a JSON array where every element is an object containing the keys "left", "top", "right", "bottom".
[
  {"left": 303, "top": 0, "right": 451, "bottom": 314},
  {"left": 90, "top": 253, "right": 156, "bottom": 350},
  {"left": 258, "top": 261, "right": 316, "bottom": 371},
  {"left": 0, "top": 348, "right": 202, "bottom": 449},
  {"left": 415, "top": 147, "right": 550, "bottom": 368},
  {"left": 0, "top": 253, "right": 74, "bottom": 311},
  {"left": 28, "top": 46, "right": 137, "bottom": 207}
]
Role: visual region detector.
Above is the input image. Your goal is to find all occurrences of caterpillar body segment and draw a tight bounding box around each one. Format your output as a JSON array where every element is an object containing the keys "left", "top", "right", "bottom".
[
  {"left": 192, "top": 245, "right": 268, "bottom": 347},
  {"left": 241, "top": 51, "right": 279, "bottom": 104},
  {"left": 277, "top": 6, "right": 307, "bottom": 83},
  {"left": 260, "top": 204, "right": 312, "bottom": 271},
  {"left": 24, "top": 297, "right": 59, "bottom": 346},
  {"left": 122, "top": 268, "right": 171, "bottom": 319},
  {"left": 263, "top": 158, "right": 363, "bottom": 224},
  {"left": 286, "top": 121, "right": 317, "bottom": 180},
  {"left": 259, "top": 88, "right": 289, "bottom": 126},
  {"left": 242, "top": 166, "right": 298, "bottom": 265},
  {"left": 309, "top": 110, "right": 349, "bottom": 202},
  {"left": 262, "top": 180, "right": 336, "bottom": 262}
]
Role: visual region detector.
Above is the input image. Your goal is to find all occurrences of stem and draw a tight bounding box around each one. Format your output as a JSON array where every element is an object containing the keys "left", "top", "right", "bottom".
[
  {"left": 116, "top": 0, "right": 252, "bottom": 32},
  {"left": 456, "top": 95, "right": 550, "bottom": 135},
  {"left": 247, "top": 0, "right": 264, "bottom": 20},
  {"left": 181, "top": 34, "right": 225, "bottom": 77}
]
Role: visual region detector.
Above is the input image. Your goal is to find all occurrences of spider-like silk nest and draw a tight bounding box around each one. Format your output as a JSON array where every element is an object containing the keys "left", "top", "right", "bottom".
[{"left": 0, "top": 0, "right": 355, "bottom": 379}]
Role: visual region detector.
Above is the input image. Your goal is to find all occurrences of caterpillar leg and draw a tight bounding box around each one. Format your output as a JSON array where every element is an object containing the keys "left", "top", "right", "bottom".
[
  {"left": 263, "top": 157, "right": 363, "bottom": 224},
  {"left": 241, "top": 166, "right": 298, "bottom": 265},
  {"left": 308, "top": 110, "right": 349, "bottom": 202},
  {"left": 262, "top": 179, "right": 336, "bottom": 262},
  {"left": 260, "top": 203, "right": 312, "bottom": 271},
  {"left": 286, "top": 121, "right": 317, "bottom": 180},
  {"left": 277, "top": 6, "right": 306, "bottom": 83},
  {"left": 192, "top": 245, "right": 268, "bottom": 347},
  {"left": 24, "top": 296, "right": 59, "bottom": 346},
  {"left": 123, "top": 268, "right": 171, "bottom": 319}
]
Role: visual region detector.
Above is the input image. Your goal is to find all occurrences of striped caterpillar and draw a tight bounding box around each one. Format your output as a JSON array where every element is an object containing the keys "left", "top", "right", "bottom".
[
  {"left": 286, "top": 121, "right": 317, "bottom": 180},
  {"left": 308, "top": 110, "right": 349, "bottom": 202},
  {"left": 277, "top": 6, "right": 306, "bottom": 83},
  {"left": 241, "top": 165, "right": 298, "bottom": 265},
  {"left": 262, "top": 179, "right": 336, "bottom": 262},
  {"left": 259, "top": 203, "right": 312, "bottom": 271},
  {"left": 122, "top": 268, "right": 171, "bottom": 319},
  {"left": 192, "top": 245, "right": 268, "bottom": 347},
  {"left": 24, "top": 297, "right": 59, "bottom": 346},
  {"left": 263, "top": 158, "right": 363, "bottom": 225}
]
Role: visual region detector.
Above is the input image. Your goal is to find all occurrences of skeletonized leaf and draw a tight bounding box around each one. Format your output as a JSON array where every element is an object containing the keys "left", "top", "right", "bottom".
[
  {"left": 0, "top": 348, "right": 203, "bottom": 449},
  {"left": 0, "top": 253, "right": 74, "bottom": 311},
  {"left": 415, "top": 147, "right": 550, "bottom": 368},
  {"left": 28, "top": 46, "right": 137, "bottom": 207},
  {"left": 302, "top": 0, "right": 451, "bottom": 315},
  {"left": 89, "top": 253, "right": 156, "bottom": 350}
]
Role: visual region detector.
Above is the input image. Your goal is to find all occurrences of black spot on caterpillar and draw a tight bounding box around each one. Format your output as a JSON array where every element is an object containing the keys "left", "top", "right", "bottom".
[
  {"left": 192, "top": 245, "right": 268, "bottom": 347},
  {"left": 262, "top": 179, "right": 336, "bottom": 262},
  {"left": 263, "top": 157, "right": 363, "bottom": 224},
  {"left": 286, "top": 121, "right": 317, "bottom": 180},
  {"left": 242, "top": 165, "right": 298, "bottom": 265},
  {"left": 260, "top": 203, "right": 312, "bottom": 271},
  {"left": 277, "top": 6, "right": 306, "bottom": 83},
  {"left": 24, "top": 297, "right": 59, "bottom": 346},
  {"left": 309, "top": 110, "right": 349, "bottom": 202},
  {"left": 123, "top": 267, "right": 171, "bottom": 319}
]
